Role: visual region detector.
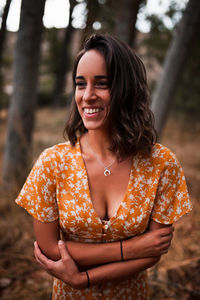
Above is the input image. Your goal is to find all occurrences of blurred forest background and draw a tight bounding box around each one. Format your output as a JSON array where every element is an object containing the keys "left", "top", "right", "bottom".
[{"left": 0, "top": 0, "right": 200, "bottom": 299}]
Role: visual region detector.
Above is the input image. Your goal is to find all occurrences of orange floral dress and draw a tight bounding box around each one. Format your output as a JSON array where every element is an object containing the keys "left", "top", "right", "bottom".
[{"left": 16, "top": 140, "right": 192, "bottom": 300}]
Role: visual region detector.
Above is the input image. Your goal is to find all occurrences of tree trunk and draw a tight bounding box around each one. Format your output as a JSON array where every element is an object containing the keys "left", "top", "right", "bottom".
[
  {"left": 0, "top": 0, "right": 12, "bottom": 110},
  {"left": 80, "top": 0, "right": 100, "bottom": 48},
  {"left": 52, "top": 0, "right": 76, "bottom": 106},
  {"left": 3, "top": 0, "right": 46, "bottom": 192},
  {"left": 0, "top": 0, "right": 12, "bottom": 67},
  {"left": 151, "top": 0, "right": 200, "bottom": 137},
  {"left": 115, "top": 0, "right": 142, "bottom": 46}
]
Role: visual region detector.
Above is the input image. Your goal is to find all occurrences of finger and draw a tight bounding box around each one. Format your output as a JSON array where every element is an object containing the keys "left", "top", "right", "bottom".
[
  {"left": 34, "top": 241, "right": 41, "bottom": 261},
  {"left": 160, "top": 226, "right": 174, "bottom": 237},
  {"left": 160, "top": 234, "right": 173, "bottom": 243},
  {"left": 160, "top": 227, "right": 172, "bottom": 236},
  {"left": 34, "top": 241, "right": 51, "bottom": 266},
  {"left": 160, "top": 248, "right": 169, "bottom": 255},
  {"left": 34, "top": 242, "right": 46, "bottom": 265},
  {"left": 35, "top": 255, "right": 47, "bottom": 269},
  {"left": 34, "top": 241, "right": 43, "bottom": 258},
  {"left": 159, "top": 242, "right": 171, "bottom": 255},
  {"left": 34, "top": 250, "right": 48, "bottom": 270},
  {"left": 160, "top": 242, "right": 171, "bottom": 251},
  {"left": 34, "top": 243, "right": 56, "bottom": 274},
  {"left": 34, "top": 245, "right": 39, "bottom": 261},
  {"left": 58, "top": 240, "right": 71, "bottom": 261}
]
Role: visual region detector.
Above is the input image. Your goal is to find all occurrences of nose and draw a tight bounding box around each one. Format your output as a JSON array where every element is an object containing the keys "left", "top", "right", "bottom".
[{"left": 82, "top": 84, "right": 97, "bottom": 101}]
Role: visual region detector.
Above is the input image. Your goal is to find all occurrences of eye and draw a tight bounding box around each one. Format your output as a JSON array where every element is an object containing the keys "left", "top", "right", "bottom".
[
  {"left": 75, "top": 81, "right": 86, "bottom": 89},
  {"left": 96, "top": 81, "right": 109, "bottom": 88}
]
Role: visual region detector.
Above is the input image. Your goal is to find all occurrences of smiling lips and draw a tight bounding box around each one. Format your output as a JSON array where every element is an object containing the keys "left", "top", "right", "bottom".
[{"left": 84, "top": 107, "right": 103, "bottom": 115}]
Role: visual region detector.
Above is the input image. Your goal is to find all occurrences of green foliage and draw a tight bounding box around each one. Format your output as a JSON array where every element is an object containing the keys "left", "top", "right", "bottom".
[
  {"left": 143, "top": 1, "right": 187, "bottom": 63},
  {"left": 165, "top": 0, "right": 187, "bottom": 25},
  {"left": 144, "top": 14, "right": 172, "bottom": 63}
]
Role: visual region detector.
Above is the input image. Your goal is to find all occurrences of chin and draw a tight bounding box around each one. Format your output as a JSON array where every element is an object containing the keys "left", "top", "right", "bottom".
[{"left": 83, "top": 121, "right": 107, "bottom": 132}]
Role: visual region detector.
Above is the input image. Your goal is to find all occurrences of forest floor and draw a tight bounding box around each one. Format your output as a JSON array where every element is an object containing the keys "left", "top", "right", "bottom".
[{"left": 0, "top": 108, "right": 200, "bottom": 300}]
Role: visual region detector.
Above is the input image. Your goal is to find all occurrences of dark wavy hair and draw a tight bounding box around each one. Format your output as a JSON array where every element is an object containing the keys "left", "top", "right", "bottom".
[{"left": 64, "top": 33, "right": 157, "bottom": 159}]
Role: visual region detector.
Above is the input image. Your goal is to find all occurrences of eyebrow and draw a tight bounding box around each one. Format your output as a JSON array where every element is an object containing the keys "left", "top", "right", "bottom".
[{"left": 75, "top": 75, "right": 108, "bottom": 80}]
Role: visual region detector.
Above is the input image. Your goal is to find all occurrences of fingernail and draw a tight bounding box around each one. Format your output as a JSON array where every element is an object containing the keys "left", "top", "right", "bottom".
[{"left": 58, "top": 240, "right": 64, "bottom": 245}]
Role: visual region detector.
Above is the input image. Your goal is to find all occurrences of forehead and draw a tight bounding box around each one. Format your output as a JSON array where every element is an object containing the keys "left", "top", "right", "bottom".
[{"left": 76, "top": 49, "right": 107, "bottom": 76}]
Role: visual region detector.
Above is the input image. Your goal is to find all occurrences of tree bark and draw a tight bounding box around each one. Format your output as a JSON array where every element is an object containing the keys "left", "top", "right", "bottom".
[
  {"left": 80, "top": 0, "right": 100, "bottom": 48},
  {"left": 0, "top": 0, "right": 12, "bottom": 110},
  {"left": 52, "top": 0, "right": 76, "bottom": 106},
  {"left": 151, "top": 0, "right": 200, "bottom": 137},
  {"left": 0, "top": 0, "right": 12, "bottom": 67},
  {"left": 115, "top": 0, "right": 142, "bottom": 46},
  {"left": 3, "top": 0, "right": 46, "bottom": 191}
]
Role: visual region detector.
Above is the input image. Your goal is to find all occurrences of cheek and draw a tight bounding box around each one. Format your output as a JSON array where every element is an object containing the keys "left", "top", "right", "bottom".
[
  {"left": 75, "top": 101, "right": 81, "bottom": 114},
  {"left": 74, "top": 92, "right": 81, "bottom": 107},
  {"left": 74, "top": 90, "right": 78, "bottom": 102},
  {"left": 104, "top": 91, "right": 111, "bottom": 104}
]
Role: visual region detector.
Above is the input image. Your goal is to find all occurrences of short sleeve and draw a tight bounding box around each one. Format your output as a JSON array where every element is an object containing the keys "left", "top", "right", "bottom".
[
  {"left": 151, "top": 152, "right": 192, "bottom": 224},
  {"left": 15, "top": 148, "right": 59, "bottom": 223}
]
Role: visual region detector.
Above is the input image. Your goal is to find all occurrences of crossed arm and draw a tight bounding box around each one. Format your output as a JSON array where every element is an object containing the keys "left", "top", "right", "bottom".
[{"left": 33, "top": 218, "right": 173, "bottom": 289}]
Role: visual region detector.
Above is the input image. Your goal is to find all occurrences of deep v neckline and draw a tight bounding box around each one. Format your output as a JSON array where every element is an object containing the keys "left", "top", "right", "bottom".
[{"left": 77, "top": 139, "right": 134, "bottom": 224}]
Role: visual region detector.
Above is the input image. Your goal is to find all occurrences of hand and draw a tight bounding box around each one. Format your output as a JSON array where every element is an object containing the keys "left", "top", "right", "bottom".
[
  {"left": 126, "top": 226, "right": 174, "bottom": 260},
  {"left": 34, "top": 240, "right": 86, "bottom": 289}
]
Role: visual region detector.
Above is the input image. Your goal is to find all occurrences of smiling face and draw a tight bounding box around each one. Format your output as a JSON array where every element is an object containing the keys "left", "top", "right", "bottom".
[{"left": 75, "top": 49, "right": 111, "bottom": 132}]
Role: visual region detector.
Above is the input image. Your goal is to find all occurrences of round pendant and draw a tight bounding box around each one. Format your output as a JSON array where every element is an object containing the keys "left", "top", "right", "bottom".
[{"left": 104, "top": 169, "right": 111, "bottom": 176}]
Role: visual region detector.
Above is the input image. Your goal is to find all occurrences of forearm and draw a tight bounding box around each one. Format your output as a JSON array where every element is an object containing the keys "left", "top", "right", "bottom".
[
  {"left": 42, "top": 235, "right": 155, "bottom": 268},
  {"left": 65, "top": 231, "right": 160, "bottom": 268},
  {"left": 34, "top": 218, "right": 172, "bottom": 268},
  {"left": 66, "top": 229, "right": 162, "bottom": 268},
  {"left": 66, "top": 240, "right": 121, "bottom": 268},
  {"left": 33, "top": 218, "right": 127, "bottom": 265},
  {"left": 77, "top": 255, "right": 160, "bottom": 288},
  {"left": 34, "top": 238, "right": 160, "bottom": 290}
]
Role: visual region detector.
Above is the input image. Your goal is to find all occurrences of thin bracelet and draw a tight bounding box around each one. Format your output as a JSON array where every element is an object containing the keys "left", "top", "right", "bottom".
[
  {"left": 120, "top": 240, "right": 124, "bottom": 261},
  {"left": 85, "top": 270, "right": 90, "bottom": 288}
]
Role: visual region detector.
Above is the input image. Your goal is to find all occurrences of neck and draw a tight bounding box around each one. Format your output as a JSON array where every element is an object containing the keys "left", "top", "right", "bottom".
[
  {"left": 86, "top": 129, "right": 112, "bottom": 158},
  {"left": 81, "top": 130, "right": 117, "bottom": 177}
]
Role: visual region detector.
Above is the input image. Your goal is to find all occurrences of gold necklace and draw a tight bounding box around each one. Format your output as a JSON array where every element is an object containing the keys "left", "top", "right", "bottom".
[{"left": 86, "top": 138, "right": 116, "bottom": 176}]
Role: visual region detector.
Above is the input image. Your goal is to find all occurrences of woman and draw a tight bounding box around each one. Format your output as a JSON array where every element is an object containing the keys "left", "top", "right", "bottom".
[{"left": 16, "top": 34, "right": 192, "bottom": 299}]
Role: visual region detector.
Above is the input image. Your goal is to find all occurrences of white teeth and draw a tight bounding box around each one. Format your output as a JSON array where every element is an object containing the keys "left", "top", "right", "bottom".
[{"left": 84, "top": 108, "right": 102, "bottom": 114}]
